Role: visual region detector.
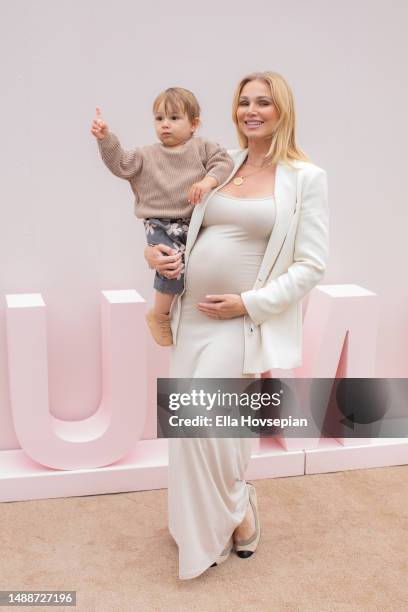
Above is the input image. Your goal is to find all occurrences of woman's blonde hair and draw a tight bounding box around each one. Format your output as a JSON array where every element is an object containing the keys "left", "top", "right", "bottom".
[
  {"left": 232, "top": 71, "right": 310, "bottom": 165},
  {"left": 153, "top": 87, "right": 200, "bottom": 124}
]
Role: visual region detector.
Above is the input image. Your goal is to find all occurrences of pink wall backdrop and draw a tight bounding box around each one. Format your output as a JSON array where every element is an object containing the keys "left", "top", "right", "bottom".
[{"left": 1, "top": 0, "right": 407, "bottom": 451}]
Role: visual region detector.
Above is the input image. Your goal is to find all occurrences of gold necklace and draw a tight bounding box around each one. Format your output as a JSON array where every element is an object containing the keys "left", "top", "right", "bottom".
[{"left": 233, "top": 160, "right": 273, "bottom": 186}]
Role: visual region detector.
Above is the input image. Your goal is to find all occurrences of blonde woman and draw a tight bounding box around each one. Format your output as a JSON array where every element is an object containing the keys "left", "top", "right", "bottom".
[{"left": 145, "top": 71, "right": 329, "bottom": 580}]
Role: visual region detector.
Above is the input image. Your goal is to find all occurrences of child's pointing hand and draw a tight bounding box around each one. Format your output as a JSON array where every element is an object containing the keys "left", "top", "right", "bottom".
[{"left": 91, "top": 106, "right": 109, "bottom": 140}]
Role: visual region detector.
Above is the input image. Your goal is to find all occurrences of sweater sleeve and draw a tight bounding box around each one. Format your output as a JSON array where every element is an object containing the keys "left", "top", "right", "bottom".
[
  {"left": 199, "top": 139, "right": 234, "bottom": 186},
  {"left": 240, "top": 168, "right": 329, "bottom": 326},
  {"left": 97, "top": 132, "right": 143, "bottom": 180}
]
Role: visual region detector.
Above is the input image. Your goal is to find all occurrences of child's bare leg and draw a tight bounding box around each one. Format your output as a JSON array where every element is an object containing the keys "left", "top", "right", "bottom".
[{"left": 154, "top": 290, "right": 176, "bottom": 315}]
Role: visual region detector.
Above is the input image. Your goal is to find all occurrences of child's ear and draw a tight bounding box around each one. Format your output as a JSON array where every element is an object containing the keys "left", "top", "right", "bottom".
[{"left": 191, "top": 116, "right": 201, "bottom": 133}]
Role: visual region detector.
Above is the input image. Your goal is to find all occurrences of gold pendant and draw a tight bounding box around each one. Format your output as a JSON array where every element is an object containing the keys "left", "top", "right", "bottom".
[{"left": 233, "top": 176, "right": 244, "bottom": 186}]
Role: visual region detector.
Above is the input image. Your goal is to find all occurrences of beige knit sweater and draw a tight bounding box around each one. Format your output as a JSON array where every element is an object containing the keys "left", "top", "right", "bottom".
[{"left": 97, "top": 132, "right": 234, "bottom": 219}]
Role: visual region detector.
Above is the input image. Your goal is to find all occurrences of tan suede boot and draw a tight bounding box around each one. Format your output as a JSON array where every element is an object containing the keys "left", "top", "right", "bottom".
[{"left": 145, "top": 309, "right": 173, "bottom": 346}]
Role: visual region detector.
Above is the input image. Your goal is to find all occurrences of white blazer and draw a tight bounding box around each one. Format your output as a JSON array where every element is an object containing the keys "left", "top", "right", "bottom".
[{"left": 170, "top": 148, "right": 329, "bottom": 374}]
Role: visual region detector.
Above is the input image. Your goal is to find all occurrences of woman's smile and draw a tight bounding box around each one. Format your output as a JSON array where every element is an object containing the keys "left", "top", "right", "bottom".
[{"left": 244, "top": 120, "right": 264, "bottom": 129}]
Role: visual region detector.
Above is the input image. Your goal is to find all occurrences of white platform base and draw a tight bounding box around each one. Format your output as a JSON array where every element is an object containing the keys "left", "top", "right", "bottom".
[
  {"left": 305, "top": 437, "right": 408, "bottom": 474},
  {"left": 1, "top": 438, "right": 407, "bottom": 503}
]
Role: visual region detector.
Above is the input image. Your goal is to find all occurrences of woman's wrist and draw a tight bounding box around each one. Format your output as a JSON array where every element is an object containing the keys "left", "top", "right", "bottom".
[{"left": 238, "top": 295, "right": 248, "bottom": 315}]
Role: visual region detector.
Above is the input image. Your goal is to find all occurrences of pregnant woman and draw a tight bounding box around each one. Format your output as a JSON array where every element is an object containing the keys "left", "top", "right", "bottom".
[{"left": 145, "top": 71, "right": 329, "bottom": 580}]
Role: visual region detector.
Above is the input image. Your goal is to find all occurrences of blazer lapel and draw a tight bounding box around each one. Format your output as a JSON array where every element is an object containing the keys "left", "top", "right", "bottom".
[{"left": 253, "top": 161, "right": 298, "bottom": 287}]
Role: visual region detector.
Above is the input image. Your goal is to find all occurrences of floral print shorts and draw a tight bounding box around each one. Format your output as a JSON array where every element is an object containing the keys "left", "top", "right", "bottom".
[{"left": 143, "top": 217, "right": 190, "bottom": 294}]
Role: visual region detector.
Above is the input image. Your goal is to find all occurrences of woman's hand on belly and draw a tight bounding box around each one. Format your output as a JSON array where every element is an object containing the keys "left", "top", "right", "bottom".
[{"left": 196, "top": 294, "right": 248, "bottom": 319}]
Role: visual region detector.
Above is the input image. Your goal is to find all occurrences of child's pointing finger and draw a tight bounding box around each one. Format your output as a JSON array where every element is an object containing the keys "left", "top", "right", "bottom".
[{"left": 95, "top": 106, "right": 103, "bottom": 126}]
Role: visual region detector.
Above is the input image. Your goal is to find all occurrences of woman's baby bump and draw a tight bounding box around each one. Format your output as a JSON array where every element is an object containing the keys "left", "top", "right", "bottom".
[{"left": 184, "top": 224, "right": 268, "bottom": 299}]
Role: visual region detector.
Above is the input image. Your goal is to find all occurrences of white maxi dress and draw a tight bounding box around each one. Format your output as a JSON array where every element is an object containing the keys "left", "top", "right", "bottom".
[{"left": 168, "top": 191, "right": 276, "bottom": 579}]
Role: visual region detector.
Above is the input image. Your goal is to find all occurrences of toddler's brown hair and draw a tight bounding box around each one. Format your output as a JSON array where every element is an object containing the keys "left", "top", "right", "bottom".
[{"left": 152, "top": 87, "right": 201, "bottom": 123}]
